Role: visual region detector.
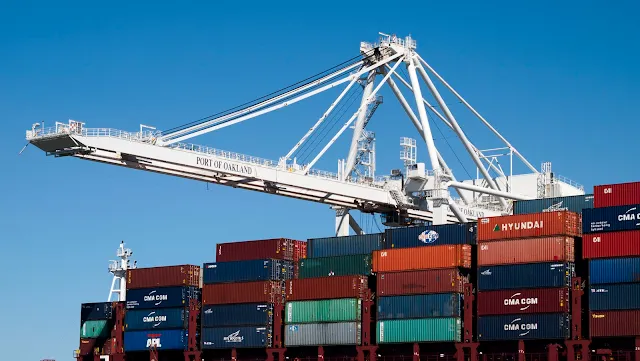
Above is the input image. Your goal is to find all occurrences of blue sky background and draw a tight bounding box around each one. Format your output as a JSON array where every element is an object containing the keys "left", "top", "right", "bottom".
[{"left": 1, "top": 1, "right": 639, "bottom": 360}]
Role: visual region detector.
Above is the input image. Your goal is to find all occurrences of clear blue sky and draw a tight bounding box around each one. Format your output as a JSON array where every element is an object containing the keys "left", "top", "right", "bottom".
[{"left": 1, "top": 1, "right": 639, "bottom": 360}]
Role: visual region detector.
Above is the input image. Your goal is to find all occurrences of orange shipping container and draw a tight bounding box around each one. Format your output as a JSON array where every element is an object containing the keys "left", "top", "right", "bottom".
[
  {"left": 478, "top": 236, "right": 575, "bottom": 266},
  {"left": 477, "top": 211, "right": 581, "bottom": 242},
  {"left": 372, "top": 244, "right": 471, "bottom": 273}
]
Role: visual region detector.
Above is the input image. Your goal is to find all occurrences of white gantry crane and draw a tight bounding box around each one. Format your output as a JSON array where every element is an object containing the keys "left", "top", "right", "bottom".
[
  {"left": 107, "top": 241, "right": 135, "bottom": 302},
  {"left": 25, "top": 33, "right": 584, "bottom": 236}
]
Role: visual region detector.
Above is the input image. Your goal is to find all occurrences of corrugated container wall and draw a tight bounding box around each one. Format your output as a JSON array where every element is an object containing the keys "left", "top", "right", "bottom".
[
  {"left": 383, "top": 223, "right": 477, "bottom": 249},
  {"left": 284, "top": 322, "right": 361, "bottom": 346},
  {"left": 478, "top": 237, "right": 575, "bottom": 266},
  {"left": 590, "top": 310, "right": 640, "bottom": 337},
  {"left": 81, "top": 302, "right": 113, "bottom": 322},
  {"left": 125, "top": 308, "right": 188, "bottom": 331},
  {"left": 513, "top": 195, "right": 594, "bottom": 215},
  {"left": 377, "top": 269, "right": 468, "bottom": 296},
  {"left": 124, "top": 329, "right": 187, "bottom": 351},
  {"left": 202, "top": 326, "right": 272, "bottom": 349},
  {"left": 78, "top": 339, "right": 98, "bottom": 356},
  {"left": 589, "top": 283, "right": 640, "bottom": 311},
  {"left": 203, "top": 259, "right": 293, "bottom": 284},
  {"left": 203, "top": 281, "right": 284, "bottom": 305},
  {"left": 594, "top": 182, "right": 640, "bottom": 208},
  {"left": 294, "top": 240, "right": 307, "bottom": 262},
  {"left": 477, "top": 288, "right": 570, "bottom": 315},
  {"left": 477, "top": 211, "right": 581, "bottom": 241},
  {"left": 307, "top": 233, "right": 383, "bottom": 258},
  {"left": 126, "top": 286, "right": 200, "bottom": 310},
  {"left": 583, "top": 205, "right": 640, "bottom": 234},
  {"left": 202, "top": 303, "right": 273, "bottom": 327},
  {"left": 127, "top": 265, "right": 201, "bottom": 289},
  {"left": 80, "top": 320, "right": 110, "bottom": 338},
  {"left": 286, "top": 298, "right": 361, "bottom": 324},
  {"left": 478, "top": 262, "right": 574, "bottom": 291},
  {"left": 583, "top": 231, "right": 640, "bottom": 259},
  {"left": 377, "top": 318, "right": 462, "bottom": 343},
  {"left": 373, "top": 245, "right": 471, "bottom": 273},
  {"left": 377, "top": 293, "right": 462, "bottom": 320},
  {"left": 215, "top": 238, "right": 297, "bottom": 262},
  {"left": 478, "top": 313, "right": 570, "bottom": 340},
  {"left": 286, "top": 276, "right": 368, "bottom": 301},
  {"left": 589, "top": 257, "right": 640, "bottom": 284},
  {"left": 298, "top": 254, "right": 372, "bottom": 279}
]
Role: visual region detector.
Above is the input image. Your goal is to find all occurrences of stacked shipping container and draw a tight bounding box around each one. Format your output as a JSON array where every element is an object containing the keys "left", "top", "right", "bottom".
[{"left": 79, "top": 302, "right": 114, "bottom": 356}]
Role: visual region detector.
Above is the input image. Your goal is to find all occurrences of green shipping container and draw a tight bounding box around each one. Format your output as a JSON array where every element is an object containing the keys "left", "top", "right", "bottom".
[
  {"left": 377, "top": 318, "right": 462, "bottom": 343},
  {"left": 298, "top": 255, "right": 372, "bottom": 278},
  {"left": 286, "top": 298, "right": 361, "bottom": 324},
  {"left": 80, "top": 320, "right": 111, "bottom": 338}
]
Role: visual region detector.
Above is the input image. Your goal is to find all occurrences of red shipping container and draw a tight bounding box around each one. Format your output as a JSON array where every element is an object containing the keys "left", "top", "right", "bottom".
[
  {"left": 590, "top": 310, "right": 640, "bottom": 337},
  {"left": 216, "top": 238, "right": 300, "bottom": 262},
  {"left": 372, "top": 244, "right": 471, "bottom": 273},
  {"left": 79, "top": 338, "right": 99, "bottom": 356},
  {"left": 293, "top": 240, "right": 307, "bottom": 262},
  {"left": 126, "top": 265, "right": 201, "bottom": 289},
  {"left": 583, "top": 230, "right": 640, "bottom": 259},
  {"left": 478, "top": 211, "right": 581, "bottom": 241},
  {"left": 478, "top": 236, "right": 575, "bottom": 266},
  {"left": 377, "top": 268, "right": 469, "bottom": 296},
  {"left": 477, "top": 288, "right": 569, "bottom": 315},
  {"left": 202, "top": 280, "right": 284, "bottom": 305},
  {"left": 286, "top": 275, "right": 368, "bottom": 301},
  {"left": 594, "top": 182, "right": 640, "bottom": 208}
]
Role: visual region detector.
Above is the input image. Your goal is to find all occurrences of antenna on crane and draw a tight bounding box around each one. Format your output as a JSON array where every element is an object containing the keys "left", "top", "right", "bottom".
[{"left": 108, "top": 241, "right": 135, "bottom": 302}]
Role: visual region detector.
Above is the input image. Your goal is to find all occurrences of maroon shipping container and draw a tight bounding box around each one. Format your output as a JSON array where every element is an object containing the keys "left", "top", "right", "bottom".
[
  {"left": 126, "top": 265, "right": 201, "bottom": 289},
  {"left": 216, "top": 238, "right": 300, "bottom": 262},
  {"left": 377, "top": 268, "right": 469, "bottom": 296},
  {"left": 203, "top": 280, "right": 284, "bottom": 305},
  {"left": 286, "top": 275, "right": 368, "bottom": 301},
  {"left": 79, "top": 338, "right": 99, "bottom": 356},
  {"left": 590, "top": 310, "right": 640, "bottom": 337},
  {"left": 478, "top": 211, "right": 581, "bottom": 241},
  {"left": 293, "top": 240, "right": 307, "bottom": 262},
  {"left": 583, "top": 230, "right": 640, "bottom": 259},
  {"left": 477, "top": 288, "right": 570, "bottom": 316},
  {"left": 594, "top": 182, "right": 640, "bottom": 208},
  {"left": 478, "top": 236, "right": 575, "bottom": 266}
]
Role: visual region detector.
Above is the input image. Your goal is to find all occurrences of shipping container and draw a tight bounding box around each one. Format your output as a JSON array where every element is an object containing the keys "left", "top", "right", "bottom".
[
  {"left": 583, "top": 230, "right": 640, "bottom": 259},
  {"left": 285, "top": 276, "right": 368, "bottom": 301},
  {"left": 589, "top": 257, "right": 640, "bottom": 284},
  {"left": 477, "top": 211, "right": 581, "bottom": 241},
  {"left": 78, "top": 338, "right": 99, "bottom": 356},
  {"left": 477, "top": 313, "right": 570, "bottom": 340},
  {"left": 478, "top": 236, "right": 575, "bottom": 266},
  {"left": 384, "top": 223, "right": 477, "bottom": 249},
  {"left": 513, "top": 195, "right": 594, "bottom": 215},
  {"left": 377, "top": 293, "right": 462, "bottom": 320},
  {"left": 124, "top": 329, "right": 188, "bottom": 351},
  {"left": 203, "top": 259, "right": 293, "bottom": 284},
  {"left": 589, "top": 283, "right": 640, "bottom": 311},
  {"left": 202, "top": 303, "right": 273, "bottom": 328},
  {"left": 80, "top": 320, "right": 110, "bottom": 338},
  {"left": 298, "top": 254, "right": 372, "bottom": 279},
  {"left": 477, "top": 288, "right": 570, "bottom": 315},
  {"left": 594, "top": 182, "right": 640, "bottom": 208},
  {"left": 216, "top": 238, "right": 297, "bottom": 262},
  {"left": 284, "top": 322, "right": 361, "bottom": 346},
  {"left": 202, "top": 326, "right": 272, "bottom": 349},
  {"left": 377, "top": 269, "right": 468, "bottom": 296},
  {"left": 286, "top": 298, "right": 361, "bottom": 324},
  {"left": 81, "top": 302, "right": 113, "bottom": 322},
  {"left": 583, "top": 204, "right": 640, "bottom": 234},
  {"left": 477, "top": 262, "right": 574, "bottom": 291},
  {"left": 125, "top": 308, "right": 188, "bottom": 331},
  {"left": 126, "top": 286, "right": 200, "bottom": 310},
  {"left": 372, "top": 245, "right": 471, "bottom": 273},
  {"left": 307, "top": 233, "right": 383, "bottom": 258},
  {"left": 203, "top": 281, "right": 284, "bottom": 305},
  {"left": 590, "top": 310, "right": 640, "bottom": 337},
  {"left": 127, "top": 265, "right": 201, "bottom": 289},
  {"left": 293, "top": 240, "right": 307, "bottom": 262},
  {"left": 377, "top": 318, "right": 462, "bottom": 343}
]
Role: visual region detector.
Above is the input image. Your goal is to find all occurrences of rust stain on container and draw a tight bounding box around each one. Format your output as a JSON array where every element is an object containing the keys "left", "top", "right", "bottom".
[
  {"left": 372, "top": 245, "right": 471, "bottom": 273},
  {"left": 478, "top": 236, "right": 575, "bottom": 266},
  {"left": 477, "top": 211, "right": 581, "bottom": 241}
]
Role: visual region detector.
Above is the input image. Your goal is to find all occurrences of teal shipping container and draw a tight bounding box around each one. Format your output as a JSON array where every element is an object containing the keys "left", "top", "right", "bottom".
[
  {"left": 298, "top": 254, "right": 372, "bottom": 278},
  {"left": 377, "top": 318, "right": 462, "bottom": 343},
  {"left": 307, "top": 234, "right": 383, "bottom": 258}
]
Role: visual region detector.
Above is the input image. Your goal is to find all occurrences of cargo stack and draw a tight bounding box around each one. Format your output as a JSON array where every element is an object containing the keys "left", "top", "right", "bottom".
[
  {"left": 584, "top": 181, "right": 640, "bottom": 337},
  {"left": 284, "top": 234, "right": 381, "bottom": 347},
  {"left": 374, "top": 224, "right": 475, "bottom": 344},
  {"left": 201, "top": 238, "right": 303, "bottom": 349},
  {"left": 79, "top": 302, "right": 114, "bottom": 355},
  {"left": 476, "top": 212, "right": 580, "bottom": 341},
  {"left": 123, "top": 265, "right": 202, "bottom": 352}
]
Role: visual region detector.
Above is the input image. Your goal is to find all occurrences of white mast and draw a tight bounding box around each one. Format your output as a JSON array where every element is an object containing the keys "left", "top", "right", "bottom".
[{"left": 108, "top": 241, "right": 135, "bottom": 302}]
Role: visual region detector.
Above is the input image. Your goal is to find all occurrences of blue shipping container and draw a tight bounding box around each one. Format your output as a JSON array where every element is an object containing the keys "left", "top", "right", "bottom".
[
  {"left": 478, "top": 262, "right": 574, "bottom": 291},
  {"left": 583, "top": 204, "right": 640, "bottom": 234},
  {"left": 589, "top": 283, "right": 640, "bottom": 311},
  {"left": 203, "top": 259, "right": 293, "bottom": 284},
  {"left": 125, "top": 308, "right": 188, "bottom": 331},
  {"left": 308, "top": 233, "right": 383, "bottom": 258},
  {"left": 124, "top": 329, "right": 188, "bottom": 351},
  {"left": 126, "top": 286, "right": 200, "bottom": 310},
  {"left": 478, "top": 313, "right": 570, "bottom": 340},
  {"left": 589, "top": 257, "right": 640, "bottom": 284},
  {"left": 202, "top": 326, "right": 272, "bottom": 349},
  {"left": 513, "top": 195, "right": 594, "bottom": 215},
  {"left": 81, "top": 302, "right": 113, "bottom": 322},
  {"left": 202, "top": 303, "right": 273, "bottom": 327},
  {"left": 377, "top": 293, "right": 462, "bottom": 320},
  {"left": 384, "top": 223, "right": 477, "bottom": 249}
]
